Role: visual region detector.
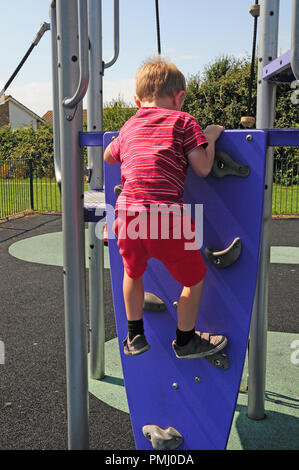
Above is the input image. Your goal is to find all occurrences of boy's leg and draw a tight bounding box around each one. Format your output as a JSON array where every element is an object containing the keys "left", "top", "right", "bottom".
[
  {"left": 122, "top": 271, "right": 150, "bottom": 356},
  {"left": 174, "top": 278, "right": 227, "bottom": 359},
  {"left": 177, "top": 280, "right": 204, "bottom": 333},
  {"left": 123, "top": 270, "right": 144, "bottom": 321}
]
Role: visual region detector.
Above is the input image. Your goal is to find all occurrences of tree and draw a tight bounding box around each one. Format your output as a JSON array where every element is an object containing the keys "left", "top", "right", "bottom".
[{"left": 183, "top": 55, "right": 299, "bottom": 183}]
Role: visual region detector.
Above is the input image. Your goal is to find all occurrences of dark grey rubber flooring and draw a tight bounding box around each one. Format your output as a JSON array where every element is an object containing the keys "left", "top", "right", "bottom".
[{"left": 0, "top": 214, "right": 298, "bottom": 450}]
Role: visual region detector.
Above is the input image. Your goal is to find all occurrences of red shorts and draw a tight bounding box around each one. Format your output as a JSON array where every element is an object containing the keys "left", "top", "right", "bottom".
[{"left": 113, "top": 211, "right": 206, "bottom": 287}]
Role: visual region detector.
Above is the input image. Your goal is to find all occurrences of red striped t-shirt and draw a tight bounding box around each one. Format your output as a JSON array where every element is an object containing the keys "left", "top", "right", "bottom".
[{"left": 109, "top": 107, "right": 208, "bottom": 213}]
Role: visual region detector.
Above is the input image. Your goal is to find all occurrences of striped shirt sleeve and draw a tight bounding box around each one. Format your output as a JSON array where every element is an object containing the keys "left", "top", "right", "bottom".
[
  {"left": 183, "top": 116, "right": 208, "bottom": 155},
  {"left": 109, "top": 136, "right": 121, "bottom": 162}
]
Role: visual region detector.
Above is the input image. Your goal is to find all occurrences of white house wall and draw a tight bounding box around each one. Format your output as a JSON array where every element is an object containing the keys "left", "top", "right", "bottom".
[{"left": 8, "top": 101, "right": 38, "bottom": 130}]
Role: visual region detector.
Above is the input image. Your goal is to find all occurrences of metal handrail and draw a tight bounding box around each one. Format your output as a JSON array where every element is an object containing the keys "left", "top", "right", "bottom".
[
  {"left": 50, "top": 1, "right": 61, "bottom": 188},
  {"left": 63, "top": 0, "right": 89, "bottom": 108},
  {"left": 104, "top": 0, "right": 120, "bottom": 69},
  {"left": 291, "top": 0, "right": 299, "bottom": 80}
]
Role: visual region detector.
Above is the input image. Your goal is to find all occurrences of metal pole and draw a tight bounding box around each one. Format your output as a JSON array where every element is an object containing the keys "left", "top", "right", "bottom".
[
  {"left": 248, "top": 0, "right": 279, "bottom": 420},
  {"left": 291, "top": 0, "right": 299, "bottom": 80},
  {"left": 0, "top": 22, "right": 50, "bottom": 98},
  {"left": 155, "top": 0, "right": 162, "bottom": 55},
  {"left": 55, "top": 0, "right": 89, "bottom": 448},
  {"left": 87, "top": 0, "right": 105, "bottom": 379},
  {"left": 50, "top": 1, "right": 61, "bottom": 189}
]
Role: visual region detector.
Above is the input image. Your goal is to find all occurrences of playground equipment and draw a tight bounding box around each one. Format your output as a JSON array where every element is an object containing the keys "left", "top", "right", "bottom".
[
  {"left": 104, "top": 128, "right": 266, "bottom": 450},
  {"left": 49, "top": 0, "right": 299, "bottom": 449}
]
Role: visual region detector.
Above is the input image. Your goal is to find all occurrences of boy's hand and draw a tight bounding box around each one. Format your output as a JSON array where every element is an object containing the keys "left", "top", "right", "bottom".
[{"left": 204, "top": 125, "right": 224, "bottom": 141}]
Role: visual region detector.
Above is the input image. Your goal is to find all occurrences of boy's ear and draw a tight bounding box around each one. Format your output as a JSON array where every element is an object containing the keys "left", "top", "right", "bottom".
[
  {"left": 134, "top": 96, "right": 142, "bottom": 108},
  {"left": 174, "top": 90, "right": 186, "bottom": 108}
]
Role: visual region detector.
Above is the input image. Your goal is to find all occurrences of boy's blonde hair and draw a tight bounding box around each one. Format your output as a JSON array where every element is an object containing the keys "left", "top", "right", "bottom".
[{"left": 136, "top": 56, "right": 186, "bottom": 101}]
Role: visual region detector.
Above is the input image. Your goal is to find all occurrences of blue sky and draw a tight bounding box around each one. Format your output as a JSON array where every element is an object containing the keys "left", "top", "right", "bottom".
[{"left": 0, "top": 0, "right": 294, "bottom": 117}]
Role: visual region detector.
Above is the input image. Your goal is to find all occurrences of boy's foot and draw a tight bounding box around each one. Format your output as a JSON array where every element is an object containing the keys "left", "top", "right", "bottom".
[
  {"left": 123, "top": 334, "right": 151, "bottom": 356},
  {"left": 172, "top": 331, "right": 227, "bottom": 360}
]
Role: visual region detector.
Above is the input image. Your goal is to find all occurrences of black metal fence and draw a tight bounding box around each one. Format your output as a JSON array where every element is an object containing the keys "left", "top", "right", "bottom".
[
  {"left": 0, "top": 157, "right": 298, "bottom": 220},
  {"left": 273, "top": 156, "right": 299, "bottom": 215},
  {"left": 0, "top": 158, "right": 61, "bottom": 220}
]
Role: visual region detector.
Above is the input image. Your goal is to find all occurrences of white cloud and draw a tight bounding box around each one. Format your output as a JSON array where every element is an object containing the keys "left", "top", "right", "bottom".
[
  {"left": 230, "top": 50, "right": 250, "bottom": 60},
  {"left": 103, "top": 78, "right": 135, "bottom": 106}
]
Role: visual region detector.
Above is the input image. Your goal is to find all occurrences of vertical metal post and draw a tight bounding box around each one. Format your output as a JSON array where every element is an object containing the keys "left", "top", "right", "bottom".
[
  {"left": 248, "top": 0, "right": 280, "bottom": 420},
  {"left": 291, "top": 0, "right": 299, "bottom": 80},
  {"left": 87, "top": 0, "right": 105, "bottom": 379},
  {"left": 86, "top": 0, "right": 119, "bottom": 379},
  {"left": 55, "top": 0, "right": 89, "bottom": 448},
  {"left": 50, "top": 1, "right": 61, "bottom": 190}
]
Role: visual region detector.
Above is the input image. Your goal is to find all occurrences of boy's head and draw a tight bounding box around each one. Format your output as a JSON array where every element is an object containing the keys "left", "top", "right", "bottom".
[{"left": 135, "top": 56, "right": 186, "bottom": 106}]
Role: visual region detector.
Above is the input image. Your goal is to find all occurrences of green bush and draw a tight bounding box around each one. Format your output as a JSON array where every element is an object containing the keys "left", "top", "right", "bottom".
[
  {"left": 0, "top": 56, "right": 297, "bottom": 185},
  {"left": 183, "top": 55, "right": 299, "bottom": 182},
  {"left": 103, "top": 97, "right": 137, "bottom": 131},
  {"left": 0, "top": 123, "right": 54, "bottom": 176}
]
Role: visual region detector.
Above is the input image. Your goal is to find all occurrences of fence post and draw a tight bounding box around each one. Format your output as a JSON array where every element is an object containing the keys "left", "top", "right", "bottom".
[{"left": 29, "top": 159, "right": 34, "bottom": 211}]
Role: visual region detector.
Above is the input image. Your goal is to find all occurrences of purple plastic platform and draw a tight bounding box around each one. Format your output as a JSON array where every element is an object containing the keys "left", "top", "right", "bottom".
[{"left": 104, "top": 130, "right": 266, "bottom": 450}]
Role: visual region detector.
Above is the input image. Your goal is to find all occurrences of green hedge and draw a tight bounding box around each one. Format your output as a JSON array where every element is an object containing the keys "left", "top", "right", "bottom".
[{"left": 0, "top": 56, "right": 298, "bottom": 183}]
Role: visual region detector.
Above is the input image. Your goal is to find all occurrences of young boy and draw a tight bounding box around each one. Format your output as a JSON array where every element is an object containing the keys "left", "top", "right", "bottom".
[{"left": 104, "top": 57, "right": 227, "bottom": 359}]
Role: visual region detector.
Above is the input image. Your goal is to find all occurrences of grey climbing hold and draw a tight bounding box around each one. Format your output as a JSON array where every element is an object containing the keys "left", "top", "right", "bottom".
[
  {"left": 142, "top": 425, "right": 183, "bottom": 450},
  {"left": 114, "top": 184, "right": 123, "bottom": 196},
  {"left": 211, "top": 151, "right": 250, "bottom": 178},
  {"left": 143, "top": 292, "right": 166, "bottom": 312},
  {"left": 205, "top": 237, "right": 242, "bottom": 268},
  {"left": 205, "top": 351, "right": 229, "bottom": 369}
]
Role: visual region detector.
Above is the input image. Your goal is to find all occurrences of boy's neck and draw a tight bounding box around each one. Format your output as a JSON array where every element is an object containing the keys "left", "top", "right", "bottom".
[
  {"left": 135, "top": 91, "right": 185, "bottom": 111},
  {"left": 140, "top": 96, "right": 177, "bottom": 110}
]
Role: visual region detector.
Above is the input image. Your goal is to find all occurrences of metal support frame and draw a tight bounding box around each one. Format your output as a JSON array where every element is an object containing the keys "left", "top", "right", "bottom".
[
  {"left": 53, "top": 0, "right": 89, "bottom": 449},
  {"left": 87, "top": 0, "right": 105, "bottom": 380},
  {"left": 87, "top": 0, "right": 119, "bottom": 380},
  {"left": 291, "top": 0, "right": 299, "bottom": 80},
  {"left": 248, "top": 0, "right": 280, "bottom": 420},
  {"left": 51, "top": 0, "right": 119, "bottom": 447}
]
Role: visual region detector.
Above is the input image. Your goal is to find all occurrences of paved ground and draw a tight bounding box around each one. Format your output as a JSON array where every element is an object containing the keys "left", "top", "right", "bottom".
[{"left": 0, "top": 214, "right": 298, "bottom": 450}]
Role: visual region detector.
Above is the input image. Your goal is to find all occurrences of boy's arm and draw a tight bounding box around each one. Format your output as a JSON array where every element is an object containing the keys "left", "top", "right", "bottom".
[
  {"left": 187, "top": 125, "right": 224, "bottom": 178},
  {"left": 104, "top": 143, "right": 117, "bottom": 165}
]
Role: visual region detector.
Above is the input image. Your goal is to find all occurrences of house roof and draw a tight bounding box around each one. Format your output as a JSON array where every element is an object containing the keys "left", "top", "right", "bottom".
[
  {"left": 0, "top": 95, "right": 46, "bottom": 123},
  {"left": 42, "top": 107, "right": 137, "bottom": 124},
  {"left": 42, "top": 109, "right": 88, "bottom": 124}
]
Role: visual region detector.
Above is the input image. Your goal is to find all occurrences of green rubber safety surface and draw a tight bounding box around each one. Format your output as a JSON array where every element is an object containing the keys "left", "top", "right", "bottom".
[
  {"left": 8, "top": 230, "right": 110, "bottom": 269},
  {"left": 8, "top": 231, "right": 299, "bottom": 268},
  {"left": 89, "top": 332, "right": 299, "bottom": 450}
]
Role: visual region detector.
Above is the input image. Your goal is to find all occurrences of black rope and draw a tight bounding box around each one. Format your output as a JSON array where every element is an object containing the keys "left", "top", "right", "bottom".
[
  {"left": 155, "top": 0, "right": 161, "bottom": 55},
  {"left": 247, "top": 0, "right": 259, "bottom": 117}
]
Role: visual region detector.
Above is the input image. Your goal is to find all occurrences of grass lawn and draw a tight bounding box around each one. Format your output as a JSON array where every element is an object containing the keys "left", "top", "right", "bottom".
[
  {"left": 0, "top": 180, "right": 298, "bottom": 219},
  {"left": 272, "top": 184, "right": 299, "bottom": 215}
]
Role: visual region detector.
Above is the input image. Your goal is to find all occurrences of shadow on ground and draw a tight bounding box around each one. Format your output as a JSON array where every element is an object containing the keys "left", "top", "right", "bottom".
[{"left": 233, "top": 391, "right": 299, "bottom": 450}]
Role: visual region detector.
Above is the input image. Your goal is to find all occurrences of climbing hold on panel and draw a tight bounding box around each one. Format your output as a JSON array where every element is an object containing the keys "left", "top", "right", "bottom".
[
  {"left": 142, "top": 425, "right": 183, "bottom": 450},
  {"left": 114, "top": 184, "right": 123, "bottom": 197},
  {"left": 205, "top": 351, "right": 229, "bottom": 369},
  {"left": 211, "top": 151, "right": 250, "bottom": 178},
  {"left": 205, "top": 237, "right": 242, "bottom": 268},
  {"left": 143, "top": 292, "right": 166, "bottom": 311}
]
